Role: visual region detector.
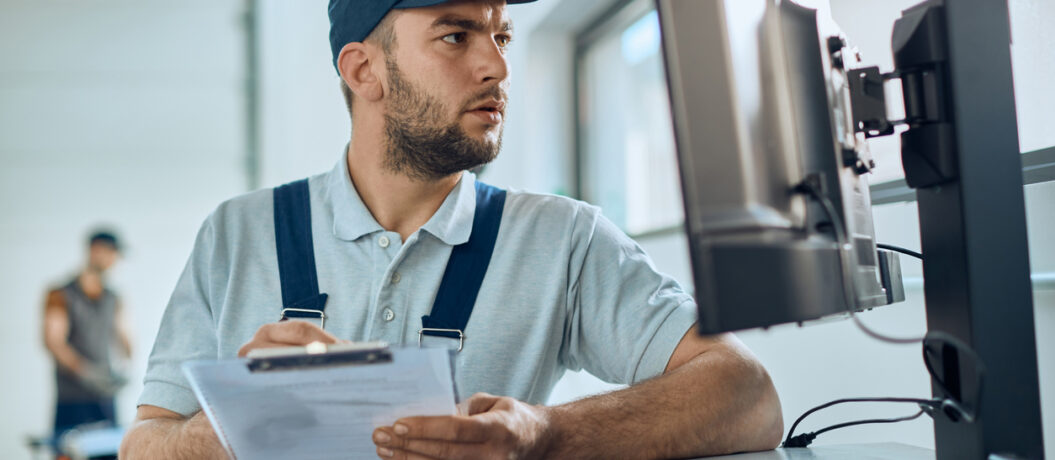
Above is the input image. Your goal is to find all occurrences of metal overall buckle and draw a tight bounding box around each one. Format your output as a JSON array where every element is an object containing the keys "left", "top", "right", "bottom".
[
  {"left": 417, "top": 328, "right": 464, "bottom": 352},
  {"left": 279, "top": 308, "right": 327, "bottom": 329}
]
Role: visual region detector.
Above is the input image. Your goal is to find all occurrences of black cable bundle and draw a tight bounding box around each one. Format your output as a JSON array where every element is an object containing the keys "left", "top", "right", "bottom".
[
  {"left": 781, "top": 178, "right": 985, "bottom": 449},
  {"left": 782, "top": 398, "right": 935, "bottom": 448}
]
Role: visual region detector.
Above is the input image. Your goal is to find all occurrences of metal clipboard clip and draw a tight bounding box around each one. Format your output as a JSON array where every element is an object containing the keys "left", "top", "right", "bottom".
[
  {"left": 279, "top": 308, "right": 327, "bottom": 329},
  {"left": 417, "top": 328, "right": 465, "bottom": 352},
  {"left": 246, "top": 341, "right": 391, "bottom": 373}
]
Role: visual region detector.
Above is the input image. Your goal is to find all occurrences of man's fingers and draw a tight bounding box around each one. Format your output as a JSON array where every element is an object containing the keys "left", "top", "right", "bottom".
[
  {"left": 376, "top": 446, "right": 443, "bottom": 460},
  {"left": 237, "top": 321, "right": 338, "bottom": 357},
  {"left": 462, "top": 392, "right": 500, "bottom": 415},
  {"left": 381, "top": 440, "right": 485, "bottom": 460},
  {"left": 264, "top": 320, "right": 338, "bottom": 344},
  {"left": 374, "top": 426, "right": 484, "bottom": 460},
  {"left": 382, "top": 416, "right": 489, "bottom": 442},
  {"left": 236, "top": 341, "right": 258, "bottom": 357},
  {"left": 373, "top": 395, "right": 547, "bottom": 459}
]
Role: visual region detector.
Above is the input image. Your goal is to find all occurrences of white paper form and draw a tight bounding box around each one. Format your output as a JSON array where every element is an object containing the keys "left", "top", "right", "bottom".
[{"left": 182, "top": 347, "right": 457, "bottom": 460}]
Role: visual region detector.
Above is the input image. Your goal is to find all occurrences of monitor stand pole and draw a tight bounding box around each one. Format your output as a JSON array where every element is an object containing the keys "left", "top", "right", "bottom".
[{"left": 893, "top": 1, "right": 1045, "bottom": 458}]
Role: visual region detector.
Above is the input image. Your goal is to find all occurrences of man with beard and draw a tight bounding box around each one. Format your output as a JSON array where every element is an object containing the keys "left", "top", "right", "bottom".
[{"left": 121, "top": 1, "right": 783, "bottom": 459}]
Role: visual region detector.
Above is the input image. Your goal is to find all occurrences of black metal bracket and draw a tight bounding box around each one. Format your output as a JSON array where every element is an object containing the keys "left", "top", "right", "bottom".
[
  {"left": 840, "top": 3, "right": 960, "bottom": 189},
  {"left": 847, "top": 66, "right": 895, "bottom": 138},
  {"left": 890, "top": 5, "right": 959, "bottom": 190}
]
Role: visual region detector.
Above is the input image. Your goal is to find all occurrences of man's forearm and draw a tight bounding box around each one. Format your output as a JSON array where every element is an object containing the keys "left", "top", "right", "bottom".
[
  {"left": 116, "top": 302, "right": 134, "bottom": 358},
  {"left": 45, "top": 340, "right": 86, "bottom": 375},
  {"left": 543, "top": 345, "right": 783, "bottom": 459},
  {"left": 120, "top": 411, "right": 226, "bottom": 460},
  {"left": 117, "top": 330, "right": 133, "bottom": 358}
]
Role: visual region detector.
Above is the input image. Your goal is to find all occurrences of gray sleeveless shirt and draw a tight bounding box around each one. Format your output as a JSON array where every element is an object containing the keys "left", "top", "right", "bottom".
[{"left": 56, "top": 279, "right": 117, "bottom": 402}]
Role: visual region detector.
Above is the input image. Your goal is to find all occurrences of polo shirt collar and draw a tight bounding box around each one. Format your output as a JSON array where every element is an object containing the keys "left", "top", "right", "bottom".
[
  {"left": 420, "top": 171, "right": 476, "bottom": 246},
  {"left": 326, "top": 158, "right": 476, "bottom": 246},
  {"left": 328, "top": 159, "right": 383, "bottom": 242}
]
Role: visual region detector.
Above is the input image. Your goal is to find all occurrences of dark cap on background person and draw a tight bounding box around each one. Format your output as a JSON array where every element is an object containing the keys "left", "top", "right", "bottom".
[
  {"left": 88, "top": 230, "right": 121, "bottom": 252},
  {"left": 328, "top": 0, "right": 537, "bottom": 73}
]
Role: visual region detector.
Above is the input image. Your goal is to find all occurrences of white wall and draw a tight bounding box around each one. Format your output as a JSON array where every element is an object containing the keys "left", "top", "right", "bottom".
[
  {"left": 0, "top": 1, "right": 248, "bottom": 458},
  {"left": 255, "top": 0, "right": 350, "bottom": 188}
]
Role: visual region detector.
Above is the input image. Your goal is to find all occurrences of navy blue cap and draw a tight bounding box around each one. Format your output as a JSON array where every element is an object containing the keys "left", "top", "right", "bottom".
[
  {"left": 328, "top": 0, "right": 536, "bottom": 74},
  {"left": 89, "top": 230, "right": 121, "bottom": 252}
]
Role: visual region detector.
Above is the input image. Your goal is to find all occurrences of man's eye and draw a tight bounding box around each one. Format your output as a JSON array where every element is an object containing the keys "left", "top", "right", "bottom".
[
  {"left": 496, "top": 35, "right": 512, "bottom": 48},
  {"left": 441, "top": 32, "right": 467, "bottom": 45}
]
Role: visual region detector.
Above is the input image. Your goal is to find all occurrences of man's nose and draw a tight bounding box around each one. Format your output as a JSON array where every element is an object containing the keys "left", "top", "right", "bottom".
[{"left": 473, "top": 37, "right": 510, "bottom": 85}]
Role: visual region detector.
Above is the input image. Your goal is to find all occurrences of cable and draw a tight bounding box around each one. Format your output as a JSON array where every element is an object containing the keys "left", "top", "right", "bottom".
[
  {"left": 781, "top": 335, "right": 984, "bottom": 448},
  {"left": 848, "top": 314, "right": 921, "bottom": 344},
  {"left": 812, "top": 410, "right": 926, "bottom": 437},
  {"left": 783, "top": 181, "right": 987, "bottom": 447},
  {"left": 784, "top": 397, "right": 938, "bottom": 441},
  {"left": 794, "top": 176, "right": 923, "bottom": 344},
  {"left": 785, "top": 410, "right": 927, "bottom": 448},
  {"left": 876, "top": 243, "right": 923, "bottom": 260},
  {"left": 782, "top": 397, "right": 938, "bottom": 448}
]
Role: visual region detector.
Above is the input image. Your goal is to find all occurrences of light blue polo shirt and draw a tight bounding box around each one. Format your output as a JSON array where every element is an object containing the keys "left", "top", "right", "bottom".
[{"left": 139, "top": 158, "right": 697, "bottom": 416}]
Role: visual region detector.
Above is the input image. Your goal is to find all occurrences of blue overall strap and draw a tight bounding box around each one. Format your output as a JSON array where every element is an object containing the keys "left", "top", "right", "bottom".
[
  {"left": 273, "top": 179, "right": 329, "bottom": 321},
  {"left": 421, "top": 181, "right": 507, "bottom": 339}
]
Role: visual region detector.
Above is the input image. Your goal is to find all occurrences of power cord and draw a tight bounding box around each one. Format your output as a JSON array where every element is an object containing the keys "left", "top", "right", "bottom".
[
  {"left": 781, "top": 177, "right": 985, "bottom": 449},
  {"left": 782, "top": 370, "right": 981, "bottom": 449},
  {"left": 782, "top": 397, "right": 937, "bottom": 448},
  {"left": 798, "top": 180, "right": 984, "bottom": 413},
  {"left": 876, "top": 243, "right": 922, "bottom": 260},
  {"left": 869, "top": 207, "right": 983, "bottom": 421},
  {"left": 792, "top": 175, "right": 923, "bottom": 344}
]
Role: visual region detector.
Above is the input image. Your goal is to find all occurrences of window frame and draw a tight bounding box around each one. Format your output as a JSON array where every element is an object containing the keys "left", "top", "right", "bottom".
[
  {"left": 572, "top": 0, "right": 682, "bottom": 237},
  {"left": 871, "top": 146, "right": 1055, "bottom": 205}
]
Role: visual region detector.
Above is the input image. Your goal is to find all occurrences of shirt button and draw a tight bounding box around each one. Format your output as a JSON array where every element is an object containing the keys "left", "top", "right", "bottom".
[
  {"left": 378, "top": 236, "right": 391, "bottom": 248},
  {"left": 382, "top": 308, "right": 395, "bottom": 322},
  {"left": 391, "top": 272, "right": 402, "bottom": 284}
]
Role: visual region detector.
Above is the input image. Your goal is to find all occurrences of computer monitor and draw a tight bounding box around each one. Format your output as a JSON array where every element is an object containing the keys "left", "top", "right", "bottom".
[
  {"left": 655, "top": 0, "right": 895, "bottom": 334},
  {"left": 655, "top": 1, "right": 1046, "bottom": 456}
]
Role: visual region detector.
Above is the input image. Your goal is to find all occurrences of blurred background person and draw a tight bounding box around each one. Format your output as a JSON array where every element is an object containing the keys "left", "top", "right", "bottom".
[{"left": 42, "top": 230, "right": 132, "bottom": 442}]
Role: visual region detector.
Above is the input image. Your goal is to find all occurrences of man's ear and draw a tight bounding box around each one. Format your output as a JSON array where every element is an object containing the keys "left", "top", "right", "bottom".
[{"left": 337, "top": 42, "right": 383, "bottom": 103}]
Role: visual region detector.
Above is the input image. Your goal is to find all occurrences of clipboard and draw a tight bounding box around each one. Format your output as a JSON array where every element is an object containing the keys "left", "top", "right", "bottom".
[
  {"left": 182, "top": 342, "right": 458, "bottom": 460},
  {"left": 245, "top": 341, "right": 393, "bottom": 372}
]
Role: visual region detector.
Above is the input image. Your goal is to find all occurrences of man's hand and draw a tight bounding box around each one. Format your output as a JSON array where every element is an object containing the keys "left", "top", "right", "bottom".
[
  {"left": 372, "top": 392, "right": 553, "bottom": 460},
  {"left": 236, "top": 320, "right": 342, "bottom": 357},
  {"left": 78, "top": 362, "right": 126, "bottom": 396},
  {"left": 123, "top": 321, "right": 343, "bottom": 459}
]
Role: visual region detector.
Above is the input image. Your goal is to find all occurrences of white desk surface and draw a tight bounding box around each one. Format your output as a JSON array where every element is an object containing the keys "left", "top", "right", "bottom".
[{"left": 696, "top": 442, "right": 934, "bottom": 460}]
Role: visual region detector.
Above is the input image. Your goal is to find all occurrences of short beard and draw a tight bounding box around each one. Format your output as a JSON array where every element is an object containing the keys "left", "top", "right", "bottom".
[{"left": 382, "top": 58, "right": 504, "bottom": 182}]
